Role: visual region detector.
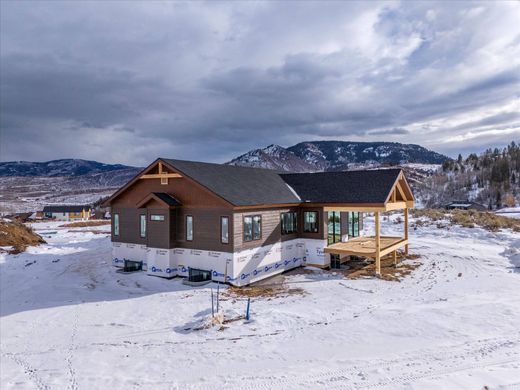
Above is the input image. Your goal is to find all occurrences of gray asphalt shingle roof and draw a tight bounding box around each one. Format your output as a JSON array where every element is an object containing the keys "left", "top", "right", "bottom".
[
  {"left": 163, "top": 159, "right": 401, "bottom": 206},
  {"left": 280, "top": 169, "right": 402, "bottom": 204},
  {"left": 152, "top": 192, "right": 182, "bottom": 206},
  {"left": 163, "top": 159, "right": 300, "bottom": 206}
]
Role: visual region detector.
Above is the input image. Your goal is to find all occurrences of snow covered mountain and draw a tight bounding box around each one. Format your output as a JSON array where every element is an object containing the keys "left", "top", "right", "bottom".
[
  {"left": 0, "top": 159, "right": 135, "bottom": 177},
  {"left": 227, "top": 144, "right": 317, "bottom": 172},
  {"left": 228, "top": 141, "right": 448, "bottom": 172}
]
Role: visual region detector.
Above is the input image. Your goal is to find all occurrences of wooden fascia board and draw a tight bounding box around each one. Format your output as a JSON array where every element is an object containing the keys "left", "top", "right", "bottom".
[
  {"left": 140, "top": 173, "right": 182, "bottom": 179},
  {"left": 384, "top": 201, "right": 407, "bottom": 211},
  {"left": 384, "top": 170, "right": 404, "bottom": 204},
  {"left": 323, "top": 204, "right": 386, "bottom": 212},
  {"left": 399, "top": 175, "right": 415, "bottom": 202}
]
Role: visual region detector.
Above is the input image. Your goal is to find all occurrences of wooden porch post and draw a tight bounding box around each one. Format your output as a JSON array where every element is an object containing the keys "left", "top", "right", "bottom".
[
  {"left": 404, "top": 208, "right": 409, "bottom": 256},
  {"left": 375, "top": 211, "right": 381, "bottom": 276},
  {"left": 393, "top": 250, "right": 397, "bottom": 266}
]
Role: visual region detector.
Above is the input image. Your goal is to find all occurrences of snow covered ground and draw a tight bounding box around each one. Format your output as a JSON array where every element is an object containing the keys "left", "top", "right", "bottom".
[
  {"left": 496, "top": 207, "right": 520, "bottom": 220},
  {"left": 1, "top": 218, "right": 520, "bottom": 389}
]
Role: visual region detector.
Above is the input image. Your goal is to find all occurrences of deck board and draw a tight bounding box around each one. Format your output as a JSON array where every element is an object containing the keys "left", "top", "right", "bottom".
[{"left": 324, "top": 236, "right": 407, "bottom": 258}]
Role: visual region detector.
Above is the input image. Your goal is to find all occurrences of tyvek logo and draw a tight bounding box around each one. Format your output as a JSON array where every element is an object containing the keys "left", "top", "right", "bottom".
[
  {"left": 264, "top": 265, "right": 273, "bottom": 272},
  {"left": 241, "top": 273, "right": 250, "bottom": 280},
  {"left": 151, "top": 266, "right": 163, "bottom": 273},
  {"left": 213, "top": 270, "right": 224, "bottom": 277}
]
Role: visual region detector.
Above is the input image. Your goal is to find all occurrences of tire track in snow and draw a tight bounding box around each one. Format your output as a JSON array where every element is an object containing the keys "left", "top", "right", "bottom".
[{"left": 229, "top": 335, "right": 520, "bottom": 390}]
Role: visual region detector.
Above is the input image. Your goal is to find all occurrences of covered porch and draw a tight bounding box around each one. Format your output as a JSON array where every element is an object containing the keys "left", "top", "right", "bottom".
[{"left": 323, "top": 170, "right": 414, "bottom": 276}]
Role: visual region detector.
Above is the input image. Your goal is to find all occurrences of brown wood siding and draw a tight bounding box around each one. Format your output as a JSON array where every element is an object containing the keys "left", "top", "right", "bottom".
[
  {"left": 146, "top": 208, "right": 171, "bottom": 249},
  {"left": 233, "top": 207, "right": 300, "bottom": 252},
  {"left": 300, "top": 207, "right": 326, "bottom": 240},
  {"left": 111, "top": 207, "right": 147, "bottom": 246},
  {"left": 175, "top": 207, "right": 233, "bottom": 252},
  {"left": 110, "top": 170, "right": 231, "bottom": 209}
]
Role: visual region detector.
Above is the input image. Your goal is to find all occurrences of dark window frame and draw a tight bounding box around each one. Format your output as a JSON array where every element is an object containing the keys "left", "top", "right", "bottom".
[
  {"left": 186, "top": 215, "right": 193, "bottom": 241},
  {"left": 220, "top": 216, "right": 230, "bottom": 244},
  {"left": 303, "top": 211, "right": 319, "bottom": 233},
  {"left": 243, "top": 214, "right": 262, "bottom": 242},
  {"left": 281, "top": 211, "right": 298, "bottom": 235}
]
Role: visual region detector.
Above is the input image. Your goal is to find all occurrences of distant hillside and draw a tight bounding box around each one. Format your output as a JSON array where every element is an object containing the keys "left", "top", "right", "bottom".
[
  {"left": 228, "top": 141, "right": 448, "bottom": 172},
  {"left": 418, "top": 142, "right": 520, "bottom": 209},
  {"left": 0, "top": 159, "right": 141, "bottom": 213},
  {"left": 0, "top": 159, "right": 135, "bottom": 177}
]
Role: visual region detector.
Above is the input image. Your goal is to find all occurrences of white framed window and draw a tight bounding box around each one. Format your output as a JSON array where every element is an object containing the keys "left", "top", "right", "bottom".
[
  {"left": 186, "top": 215, "right": 193, "bottom": 241},
  {"left": 114, "top": 213, "right": 120, "bottom": 236},
  {"left": 140, "top": 214, "right": 146, "bottom": 238},
  {"left": 150, "top": 214, "right": 165, "bottom": 221},
  {"left": 244, "top": 215, "right": 261, "bottom": 241},
  {"left": 221, "top": 216, "right": 229, "bottom": 244}
]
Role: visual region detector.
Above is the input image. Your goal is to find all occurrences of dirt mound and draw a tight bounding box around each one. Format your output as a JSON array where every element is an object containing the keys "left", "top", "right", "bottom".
[
  {"left": 0, "top": 219, "right": 46, "bottom": 254},
  {"left": 59, "top": 220, "right": 110, "bottom": 228},
  {"left": 343, "top": 253, "right": 421, "bottom": 281}
]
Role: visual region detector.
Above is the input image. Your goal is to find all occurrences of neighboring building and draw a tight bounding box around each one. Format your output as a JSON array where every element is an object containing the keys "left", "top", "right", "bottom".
[
  {"left": 104, "top": 159, "right": 414, "bottom": 286},
  {"left": 43, "top": 205, "right": 92, "bottom": 221},
  {"left": 445, "top": 201, "right": 486, "bottom": 211}
]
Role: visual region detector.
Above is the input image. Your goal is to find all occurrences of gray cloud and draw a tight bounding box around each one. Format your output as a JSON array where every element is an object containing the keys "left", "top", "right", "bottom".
[
  {"left": 1, "top": 1, "right": 519, "bottom": 166},
  {"left": 369, "top": 128, "right": 410, "bottom": 136}
]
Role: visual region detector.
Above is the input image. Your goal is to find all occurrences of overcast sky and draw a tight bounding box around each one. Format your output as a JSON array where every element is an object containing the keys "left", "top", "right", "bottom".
[{"left": 1, "top": 1, "right": 519, "bottom": 166}]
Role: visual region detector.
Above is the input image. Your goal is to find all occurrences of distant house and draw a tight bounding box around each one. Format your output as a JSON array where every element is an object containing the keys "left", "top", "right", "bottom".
[
  {"left": 43, "top": 205, "right": 92, "bottom": 221},
  {"left": 445, "top": 201, "right": 486, "bottom": 211}
]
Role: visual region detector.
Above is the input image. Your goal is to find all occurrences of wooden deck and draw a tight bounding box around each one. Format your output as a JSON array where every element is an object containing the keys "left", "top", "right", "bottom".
[{"left": 324, "top": 236, "right": 408, "bottom": 259}]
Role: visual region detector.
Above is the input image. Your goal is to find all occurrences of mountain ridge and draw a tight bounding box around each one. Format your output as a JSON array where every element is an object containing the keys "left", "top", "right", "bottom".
[
  {"left": 0, "top": 159, "right": 138, "bottom": 177},
  {"left": 228, "top": 141, "right": 449, "bottom": 172}
]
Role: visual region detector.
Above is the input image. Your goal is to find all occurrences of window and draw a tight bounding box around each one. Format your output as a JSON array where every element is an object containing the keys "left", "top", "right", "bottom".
[
  {"left": 188, "top": 268, "right": 211, "bottom": 283},
  {"left": 140, "top": 214, "right": 146, "bottom": 238},
  {"left": 186, "top": 215, "right": 193, "bottom": 241},
  {"left": 114, "top": 213, "right": 120, "bottom": 236},
  {"left": 327, "top": 211, "right": 341, "bottom": 245},
  {"left": 244, "top": 215, "right": 261, "bottom": 241},
  {"left": 150, "top": 214, "right": 165, "bottom": 221},
  {"left": 160, "top": 177, "right": 168, "bottom": 185},
  {"left": 281, "top": 212, "right": 297, "bottom": 235},
  {"left": 221, "top": 216, "right": 229, "bottom": 244},
  {"left": 253, "top": 215, "right": 261, "bottom": 240},
  {"left": 348, "top": 212, "right": 360, "bottom": 237},
  {"left": 304, "top": 211, "right": 319, "bottom": 233}
]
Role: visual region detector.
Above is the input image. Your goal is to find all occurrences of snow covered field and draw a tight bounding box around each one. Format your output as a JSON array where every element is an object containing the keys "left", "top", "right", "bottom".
[{"left": 1, "top": 218, "right": 520, "bottom": 389}]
